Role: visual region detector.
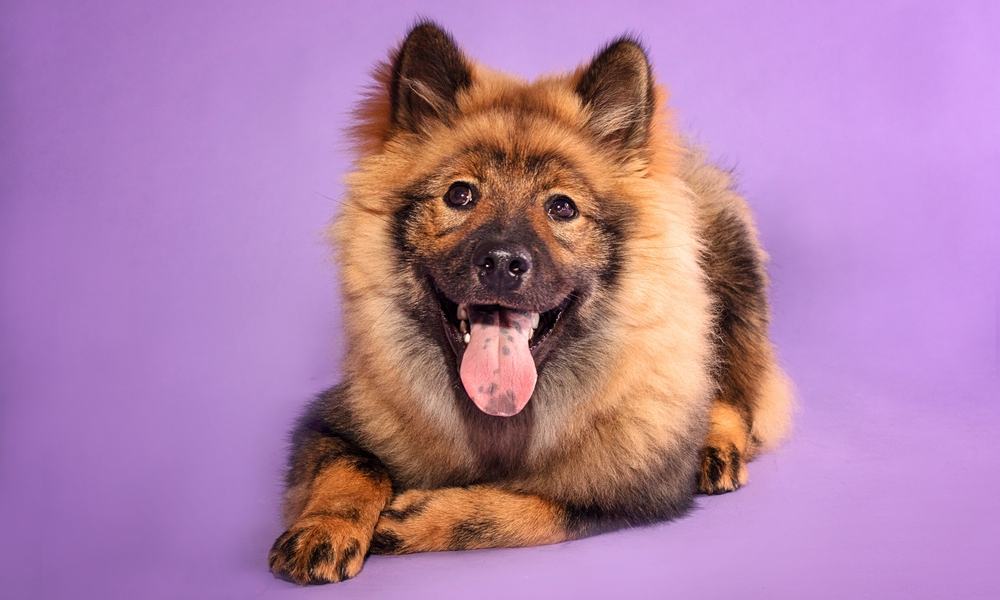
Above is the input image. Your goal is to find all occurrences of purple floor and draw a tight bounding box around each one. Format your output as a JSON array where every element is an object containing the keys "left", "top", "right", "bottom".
[{"left": 2, "top": 1, "right": 998, "bottom": 598}]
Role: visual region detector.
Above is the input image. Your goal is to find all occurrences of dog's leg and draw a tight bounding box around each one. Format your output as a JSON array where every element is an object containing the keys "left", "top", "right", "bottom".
[
  {"left": 368, "top": 486, "right": 576, "bottom": 554},
  {"left": 268, "top": 395, "right": 393, "bottom": 584},
  {"left": 698, "top": 399, "right": 751, "bottom": 494},
  {"left": 698, "top": 361, "right": 792, "bottom": 495},
  {"left": 693, "top": 181, "right": 794, "bottom": 494}
]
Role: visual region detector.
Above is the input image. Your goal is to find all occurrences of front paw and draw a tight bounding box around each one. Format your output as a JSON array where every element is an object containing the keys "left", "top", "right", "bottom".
[
  {"left": 698, "top": 443, "right": 749, "bottom": 495},
  {"left": 268, "top": 513, "right": 369, "bottom": 584}
]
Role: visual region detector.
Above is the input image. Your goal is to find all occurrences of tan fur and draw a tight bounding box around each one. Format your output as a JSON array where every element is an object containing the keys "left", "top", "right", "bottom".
[
  {"left": 706, "top": 402, "right": 750, "bottom": 453},
  {"left": 373, "top": 486, "right": 566, "bottom": 554},
  {"left": 751, "top": 364, "right": 795, "bottom": 451},
  {"left": 699, "top": 401, "right": 751, "bottom": 493},
  {"left": 334, "top": 69, "right": 716, "bottom": 498},
  {"left": 270, "top": 459, "right": 392, "bottom": 583},
  {"left": 270, "top": 23, "right": 793, "bottom": 581}
]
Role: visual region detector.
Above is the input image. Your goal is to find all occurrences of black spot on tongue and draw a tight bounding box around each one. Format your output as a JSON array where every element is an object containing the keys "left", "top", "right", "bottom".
[{"left": 459, "top": 306, "right": 537, "bottom": 417}]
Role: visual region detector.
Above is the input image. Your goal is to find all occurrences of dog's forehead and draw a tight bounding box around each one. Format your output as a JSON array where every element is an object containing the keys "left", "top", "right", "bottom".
[{"left": 458, "top": 145, "right": 577, "bottom": 187}]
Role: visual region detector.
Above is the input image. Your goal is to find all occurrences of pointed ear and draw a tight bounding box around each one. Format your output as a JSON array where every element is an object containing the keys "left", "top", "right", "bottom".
[
  {"left": 575, "top": 38, "right": 655, "bottom": 153},
  {"left": 389, "top": 21, "right": 472, "bottom": 133}
]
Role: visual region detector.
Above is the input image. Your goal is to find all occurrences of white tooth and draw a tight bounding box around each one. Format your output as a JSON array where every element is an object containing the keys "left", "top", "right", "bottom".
[
  {"left": 530, "top": 312, "right": 540, "bottom": 329},
  {"left": 529, "top": 328, "right": 535, "bottom": 340},
  {"left": 459, "top": 320, "right": 468, "bottom": 334},
  {"left": 463, "top": 332, "right": 471, "bottom": 344},
  {"left": 457, "top": 304, "right": 468, "bottom": 321}
]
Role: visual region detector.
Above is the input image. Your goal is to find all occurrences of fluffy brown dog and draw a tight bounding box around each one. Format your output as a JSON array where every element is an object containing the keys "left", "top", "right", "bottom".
[{"left": 268, "top": 20, "right": 793, "bottom": 584}]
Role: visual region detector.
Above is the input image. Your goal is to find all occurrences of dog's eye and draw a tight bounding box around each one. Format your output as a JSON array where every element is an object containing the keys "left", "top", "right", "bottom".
[
  {"left": 444, "top": 182, "right": 477, "bottom": 209},
  {"left": 545, "top": 195, "right": 578, "bottom": 221}
]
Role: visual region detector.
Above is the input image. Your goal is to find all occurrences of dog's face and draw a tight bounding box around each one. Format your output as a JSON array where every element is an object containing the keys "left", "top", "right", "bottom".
[
  {"left": 401, "top": 140, "right": 612, "bottom": 417},
  {"left": 355, "top": 23, "right": 659, "bottom": 417}
]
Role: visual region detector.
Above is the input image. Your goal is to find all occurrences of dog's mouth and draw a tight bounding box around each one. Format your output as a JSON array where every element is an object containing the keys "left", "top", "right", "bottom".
[{"left": 431, "top": 283, "right": 573, "bottom": 417}]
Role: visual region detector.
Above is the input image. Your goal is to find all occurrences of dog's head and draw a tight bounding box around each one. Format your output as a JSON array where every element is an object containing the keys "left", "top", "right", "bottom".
[{"left": 341, "top": 21, "right": 669, "bottom": 418}]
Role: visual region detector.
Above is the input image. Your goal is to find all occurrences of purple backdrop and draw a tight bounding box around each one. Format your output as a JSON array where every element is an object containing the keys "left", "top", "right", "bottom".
[{"left": 2, "top": 1, "right": 998, "bottom": 598}]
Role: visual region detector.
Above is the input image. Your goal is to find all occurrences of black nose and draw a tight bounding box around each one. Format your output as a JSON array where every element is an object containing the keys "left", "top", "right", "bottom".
[{"left": 472, "top": 241, "right": 532, "bottom": 293}]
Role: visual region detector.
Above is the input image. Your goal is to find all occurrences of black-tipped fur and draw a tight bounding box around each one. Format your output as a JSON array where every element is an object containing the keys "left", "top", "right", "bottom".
[
  {"left": 390, "top": 20, "right": 472, "bottom": 132},
  {"left": 575, "top": 36, "right": 656, "bottom": 153}
]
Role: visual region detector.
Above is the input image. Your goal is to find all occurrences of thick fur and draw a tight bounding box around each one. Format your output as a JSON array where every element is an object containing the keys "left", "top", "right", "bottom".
[{"left": 269, "top": 21, "right": 793, "bottom": 584}]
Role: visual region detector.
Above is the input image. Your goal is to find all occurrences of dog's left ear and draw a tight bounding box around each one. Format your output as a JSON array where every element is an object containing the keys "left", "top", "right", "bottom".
[
  {"left": 389, "top": 21, "right": 472, "bottom": 133},
  {"left": 575, "top": 38, "right": 655, "bottom": 154}
]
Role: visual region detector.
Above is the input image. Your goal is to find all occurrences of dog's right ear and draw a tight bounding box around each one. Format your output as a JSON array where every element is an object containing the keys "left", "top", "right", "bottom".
[
  {"left": 575, "top": 37, "right": 655, "bottom": 155},
  {"left": 389, "top": 21, "right": 472, "bottom": 133}
]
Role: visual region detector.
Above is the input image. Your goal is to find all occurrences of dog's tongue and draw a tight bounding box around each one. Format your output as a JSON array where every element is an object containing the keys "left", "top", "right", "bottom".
[{"left": 460, "top": 306, "right": 537, "bottom": 417}]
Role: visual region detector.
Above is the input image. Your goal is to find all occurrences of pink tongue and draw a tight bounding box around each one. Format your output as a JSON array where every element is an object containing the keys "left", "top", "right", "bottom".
[{"left": 460, "top": 307, "right": 537, "bottom": 417}]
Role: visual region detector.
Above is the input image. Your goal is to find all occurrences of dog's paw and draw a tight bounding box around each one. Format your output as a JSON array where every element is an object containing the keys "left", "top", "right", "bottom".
[
  {"left": 698, "top": 443, "right": 748, "bottom": 494},
  {"left": 268, "top": 513, "right": 369, "bottom": 584}
]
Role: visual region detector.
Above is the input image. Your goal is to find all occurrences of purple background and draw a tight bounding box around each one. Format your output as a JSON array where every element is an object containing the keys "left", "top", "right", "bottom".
[{"left": 2, "top": 1, "right": 998, "bottom": 598}]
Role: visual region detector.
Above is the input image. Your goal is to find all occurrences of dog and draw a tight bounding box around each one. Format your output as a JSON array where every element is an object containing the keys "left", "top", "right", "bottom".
[{"left": 268, "top": 20, "right": 793, "bottom": 584}]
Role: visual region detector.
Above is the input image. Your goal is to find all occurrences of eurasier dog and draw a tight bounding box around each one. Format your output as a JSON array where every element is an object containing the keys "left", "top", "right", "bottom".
[{"left": 269, "top": 20, "right": 793, "bottom": 584}]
